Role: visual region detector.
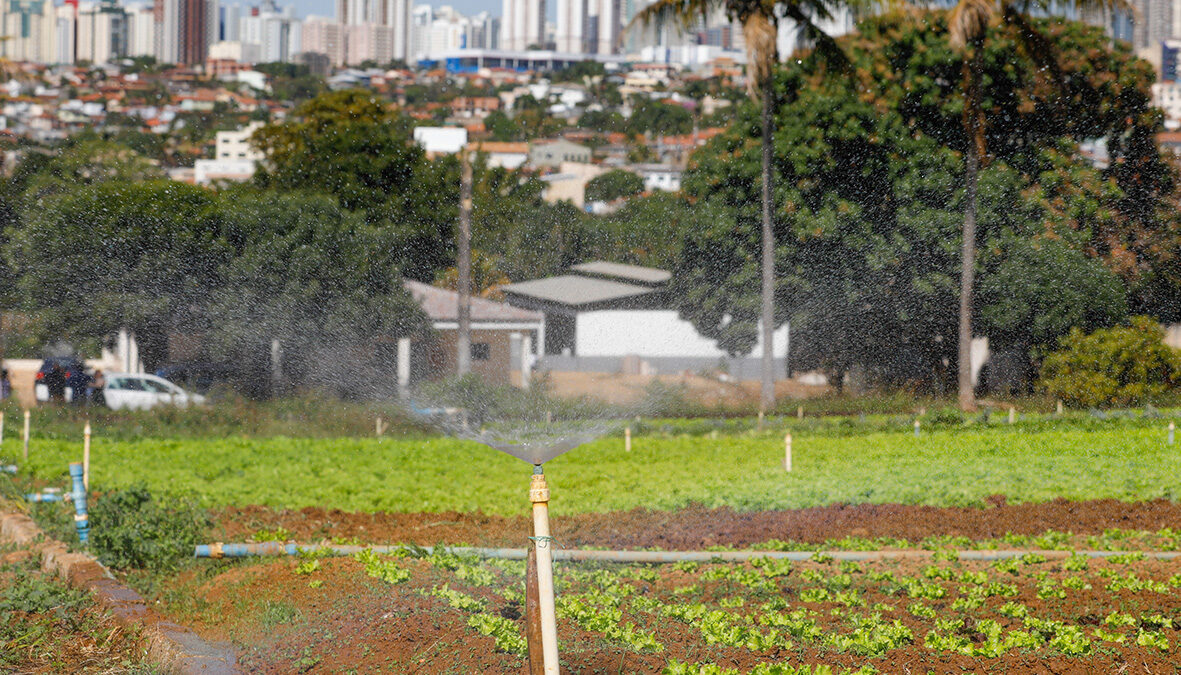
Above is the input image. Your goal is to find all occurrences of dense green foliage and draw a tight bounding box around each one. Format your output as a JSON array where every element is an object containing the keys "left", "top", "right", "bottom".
[
  {"left": 1038, "top": 318, "right": 1181, "bottom": 408},
  {"left": 585, "top": 169, "right": 645, "bottom": 203},
  {"left": 676, "top": 13, "right": 1177, "bottom": 389},
  {"left": 13, "top": 422, "right": 1181, "bottom": 514},
  {"left": 89, "top": 485, "right": 211, "bottom": 571}
]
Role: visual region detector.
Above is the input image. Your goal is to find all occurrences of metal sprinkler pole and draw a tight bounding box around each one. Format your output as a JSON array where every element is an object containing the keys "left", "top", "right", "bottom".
[
  {"left": 529, "top": 465, "right": 559, "bottom": 674},
  {"left": 83, "top": 422, "right": 91, "bottom": 490}
]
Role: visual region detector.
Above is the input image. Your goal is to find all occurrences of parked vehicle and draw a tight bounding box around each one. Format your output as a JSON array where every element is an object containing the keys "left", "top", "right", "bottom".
[
  {"left": 34, "top": 357, "right": 90, "bottom": 403},
  {"left": 102, "top": 373, "right": 207, "bottom": 411}
]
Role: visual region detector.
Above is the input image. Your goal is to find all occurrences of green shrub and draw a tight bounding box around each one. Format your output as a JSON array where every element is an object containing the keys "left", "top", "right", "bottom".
[
  {"left": 1037, "top": 317, "right": 1181, "bottom": 409},
  {"left": 90, "top": 484, "right": 210, "bottom": 571}
]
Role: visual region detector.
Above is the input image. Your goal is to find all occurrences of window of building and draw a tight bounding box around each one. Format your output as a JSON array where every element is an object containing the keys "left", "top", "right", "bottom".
[{"left": 471, "top": 343, "right": 490, "bottom": 361}]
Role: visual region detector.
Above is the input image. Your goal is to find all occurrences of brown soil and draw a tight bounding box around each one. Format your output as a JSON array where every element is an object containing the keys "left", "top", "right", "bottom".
[
  {"left": 213, "top": 498, "right": 1181, "bottom": 550},
  {"left": 168, "top": 547, "right": 1181, "bottom": 674}
]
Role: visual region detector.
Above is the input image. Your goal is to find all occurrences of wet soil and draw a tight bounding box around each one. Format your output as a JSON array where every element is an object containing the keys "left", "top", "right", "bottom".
[
  {"left": 213, "top": 497, "right": 1181, "bottom": 549},
  {"left": 170, "top": 547, "right": 1181, "bottom": 674}
]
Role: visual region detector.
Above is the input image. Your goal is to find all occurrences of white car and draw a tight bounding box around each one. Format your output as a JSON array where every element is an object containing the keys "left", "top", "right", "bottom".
[{"left": 103, "top": 373, "right": 207, "bottom": 411}]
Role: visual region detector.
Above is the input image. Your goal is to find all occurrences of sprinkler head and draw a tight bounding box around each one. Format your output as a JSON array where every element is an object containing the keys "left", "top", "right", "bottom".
[{"left": 533, "top": 464, "right": 543, "bottom": 475}]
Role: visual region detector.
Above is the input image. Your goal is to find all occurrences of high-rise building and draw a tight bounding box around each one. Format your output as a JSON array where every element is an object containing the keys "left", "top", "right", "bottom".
[
  {"left": 302, "top": 15, "right": 345, "bottom": 65},
  {"left": 555, "top": 0, "right": 584, "bottom": 52},
  {"left": 500, "top": 0, "right": 545, "bottom": 50},
  {"left": 127, "top": 4, "right": 156, "bottom": 57},
  {"left": 76, "top": 0, "right": 129, "bottom": 63},
  {"left": 0, "top": 0, "right": 57, "bottom": 63},
  {"left": 1132, "top": 0, "right": 1171, "bottom": 49}
]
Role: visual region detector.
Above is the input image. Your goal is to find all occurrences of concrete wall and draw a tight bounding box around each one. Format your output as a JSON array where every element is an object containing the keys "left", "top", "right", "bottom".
[{"left": 538, "top": 354, "right": 790, "bottom": 382}]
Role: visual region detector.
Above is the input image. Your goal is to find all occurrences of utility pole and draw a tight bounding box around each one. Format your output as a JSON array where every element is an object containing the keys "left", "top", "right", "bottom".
[{"left": 456, "top": 150, "right": 473, "bottom": 377}]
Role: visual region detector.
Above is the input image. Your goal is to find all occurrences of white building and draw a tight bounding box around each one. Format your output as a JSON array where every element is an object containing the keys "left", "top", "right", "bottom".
[
  {"left": 209, "top": 39, "right": 261, "bottom": 63},
  {"left": 1153, "top": 79, "right": 1181, "bottom": 124},
  {"left": 127, "top": 4, "right": 156, "bottom": 57},
  {"left": 1, "top": 0, "right": 57, "bottom": 64},
  {"left": 413, "top": 126, "right": 468, "bottom": 155},
  {"left": 76, "top": 1, "right": 129, "bottom": 65},
  {"left": 301, "top": 16, "right": 346, "bottom": 65},
  {"left": 236, "top": 0, "right": 301, "bottom": 63},
  {"left": 215, "top": 121, "right": 264, "bottom": 160},
  {"left": 500, "top": 0, "right": 545, "bottom": 51}
]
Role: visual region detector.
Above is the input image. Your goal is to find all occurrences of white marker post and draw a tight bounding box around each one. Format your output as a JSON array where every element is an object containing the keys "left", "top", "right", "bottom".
[
  {"left": 624, "top": 426, "right": 631, "bottom": 452},
  {"left": 22, "top": 410, "right": 30, "bottom": 461},
  {"left": 1169, "top": 422, "right": 1175, "bottom": 446},
  {"left": 913, "top": 419, "right": 921, "bottom": 437},
  {"left": 83, "top": 422, "right": 91, "bottom": 490},
  {"left": 0, "top": 411, "right": 4, "bottom": 449},
  {"left": 1008, "top": 406, "right": 1015, "bottom": 425},
  {"left": 757, "top": 410, "right": 764, "bottom": 431},
  {"left": 797, "top": 405, "right": 803, "bottom": 420},
  {"left": 1056, "top": 400, "right": 1064, "bottom": 416},
  {"left": 784, "top": 433, "right": 792, "bottom": 472},
  {"left": 376, "top": 416, "right": 384, "bottom": 437}
]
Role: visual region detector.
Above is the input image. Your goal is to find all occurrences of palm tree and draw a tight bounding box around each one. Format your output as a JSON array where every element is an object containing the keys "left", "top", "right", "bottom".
[
  {"left": 945, "top": 0, "right": 1127, "bottom": 411},
  {"left": 629, "top": 0, "right": 849, "bottom": 412}
]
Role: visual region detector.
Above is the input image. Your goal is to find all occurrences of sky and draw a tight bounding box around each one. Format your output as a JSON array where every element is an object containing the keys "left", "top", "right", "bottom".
[{"left": 286, "top": 0, "right": 502, "bottom": 19}]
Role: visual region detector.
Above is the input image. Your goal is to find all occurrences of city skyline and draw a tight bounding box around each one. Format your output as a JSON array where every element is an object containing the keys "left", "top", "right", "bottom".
[{"left": 289, "top": 0, "right": 521, "bottom": 19}]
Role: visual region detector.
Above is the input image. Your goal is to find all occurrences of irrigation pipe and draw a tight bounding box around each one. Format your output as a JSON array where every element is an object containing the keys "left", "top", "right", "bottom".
[{"left": 194, "top": 543, "right": 1181, "bottom": 562}]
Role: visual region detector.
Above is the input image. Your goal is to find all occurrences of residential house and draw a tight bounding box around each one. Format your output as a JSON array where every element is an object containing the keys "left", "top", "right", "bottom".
[
  {"left": 528, "top": 138, "right": 591, "bottom": 169},
  {"left": 403, "top": 280, "right": 545, "bottom": 387}
]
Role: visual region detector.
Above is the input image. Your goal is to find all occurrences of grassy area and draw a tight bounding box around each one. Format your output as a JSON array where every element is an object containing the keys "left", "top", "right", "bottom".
[
  {"left": 0, "top": 543, "right": 157, "bottom": 673},
  {"left": 7, "top": 421, "right": 1181, "bottom": 515}
]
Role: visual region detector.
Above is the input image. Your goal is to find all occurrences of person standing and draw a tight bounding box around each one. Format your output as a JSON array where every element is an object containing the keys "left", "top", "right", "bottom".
[
  {"left": 45, "top": 364, "right": 66, "bottom": 403},
  {"left": 0, "top": 368, "right": 10, "bottom": 401},
  {"left": 90, "top": 370, "right": 106, "bottom": 408}
]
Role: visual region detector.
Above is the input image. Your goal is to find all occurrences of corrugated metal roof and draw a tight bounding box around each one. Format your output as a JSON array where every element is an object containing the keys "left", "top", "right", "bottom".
[
  {"left": 404, "top": 280, "right": 543, "bottom": 323},
  {"left": 500, "top": 275, "right": 657, "bottom": 306},
  {"left": 570, "top": 261, "right": 671, "bottom": 285}
]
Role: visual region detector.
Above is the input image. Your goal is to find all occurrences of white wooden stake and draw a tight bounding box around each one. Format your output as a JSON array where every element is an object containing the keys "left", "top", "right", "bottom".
[
  {"left": 784, "top": 433, "right": 792, "bottom": 472},
  {"left": 22, "top": 410, "right": 29, "bottom": 461},
  {"left": 0, "top": 411, "right": 5, "bottom": 448},
  {"left": 797, "top": 405, "right": 803, "bottom": 420},
  {"left": 83, "top": 422, "right": 91, "bottom": 490},
  {"left": 913, "top": 419, "right": 921, "bottom": 437},
  {"left": 1169, "top": 422, "right": 1175, "bottom": 446},
  {"left": 1008, "top": 406, "right": 1015, "bottom": 425},
  {"left": 918, "top": 407, "right": 926, "bottom": 416},
  {"left": 545, "top": 411, "right": 552, "bottom": 425},
  {"left": 757, "top": 410, "right": 764, "bottom": 431},
  {"left": 624, "top": 426, "right": 631, "bottom": 452},
  {"left": 376, "top": 416, "right": 383, "bottom": 437},
  {"left": 1056, "top": 400, "right": 1064, "bottom": 416}
]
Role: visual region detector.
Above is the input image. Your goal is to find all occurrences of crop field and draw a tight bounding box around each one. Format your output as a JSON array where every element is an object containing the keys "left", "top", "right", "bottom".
[
  {"left": 7, "top": 412, "right": 1181, "bottom": 673},
  {"left": 164, "top": 545, "right": 1181, "bottom": 673},
  {"left": 8, "top": 421, "right": 1181, "bottom": 514}
]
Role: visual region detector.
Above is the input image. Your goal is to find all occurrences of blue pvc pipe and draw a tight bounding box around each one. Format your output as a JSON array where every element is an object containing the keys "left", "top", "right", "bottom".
[
  {"left": 192, "top": 543, "right": 1181, "bottom": 562},
  {"left": 0, "top": 464, "right": 16, "bottom": 474},
  {"left": 25, "top": 492, "right": 66, "bottom": 502},
  {"left": 69, "top": 462, "right": 89, "bottom": 544}
]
